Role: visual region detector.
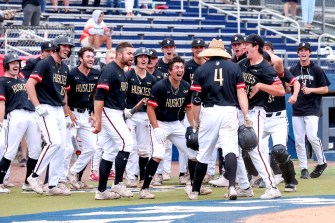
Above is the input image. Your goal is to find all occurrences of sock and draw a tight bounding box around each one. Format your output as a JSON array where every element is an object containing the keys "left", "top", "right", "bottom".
[
  {"left": 192, "top": 161, "right": 207, "bottom": 192},
  {"left": 114, "top": 151, "right": 130, "bottom": 185},
  {"left": 98, "top": 159, "right": 113, "bottom": 192},
  {"left": 270, "top": 153, "right": 282, "bottom": 175},
  {"left": 0, "top": 157, "right": 11, "bottom": 184},
  {"left": 188, "top": 159, "right": 196, "bottom": 183},
  {"left": 25, "top": 158, "right": 38, "bottom": 184},
  {"left": 224, "top": 153, "right": 237, "bottom": 187},
  {"left": 43, "top": 165, "right": 49, "bottom": 184},
  {"left": 217, "top": 148, "right": 225, "bottom": 175},
  {"left": 142, "top": 158, "right": 159, "bottom": 189},
  {"left": 139, "top": 157, "right": 149, "bottom": 181},
  {"left": 78, "top": 164, "right": 88, "bottom": 181},
  {"left": 179, "top": 172, "right": 185, "bottom": 177}
]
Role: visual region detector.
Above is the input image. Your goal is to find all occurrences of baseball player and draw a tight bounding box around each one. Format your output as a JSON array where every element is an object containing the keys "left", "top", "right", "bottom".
[
  {"left": 26, "top": 35, "right": 74, "bottom": 196},
  {"left": 139, "top": 56, "right": 199, "bottom": 199},
  {"left": 157, "top": 38, "right": 176, "bottom": 78},
  {"left": 125, "top": 47, "right": 157, "bottom": 188},
  {"left": 289, "top": 42, "right": 330, "bottom": 179},
  {"left": 236, "top": 34, "right": 285, "bottom": 199},
  {"left": 0, "top": 54, "right": 41, "bottom": 193},
  {"left": 147, "top": 49, "right": 164, "bottom": 81},
  {"left": 231, "top": 34, "right": 247, "bottom": 63},
  {"left": 93, "top": 42, "right": 134, "bottom": 200},
  {"left": 262, "top": 45, "right": 300, "bottom": 191},
  {"left": 65, "top": 47, "right": 99, "bottom": 189},
  {"left": 186, "top": 39, "right": 250, "bottom": 200},
  {"left": 21, "top": 41, "right": 54, "bottom": 79}
]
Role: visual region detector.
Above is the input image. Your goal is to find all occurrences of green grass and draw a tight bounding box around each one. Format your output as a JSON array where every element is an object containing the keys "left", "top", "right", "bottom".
[{"left": 1, "top": 164, "right": 335, "bottom": 217}]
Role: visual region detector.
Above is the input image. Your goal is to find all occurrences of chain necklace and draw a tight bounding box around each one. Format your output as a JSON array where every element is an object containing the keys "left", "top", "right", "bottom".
[{"left": 170, "top": 85, "right": 179, "bottom": 95}]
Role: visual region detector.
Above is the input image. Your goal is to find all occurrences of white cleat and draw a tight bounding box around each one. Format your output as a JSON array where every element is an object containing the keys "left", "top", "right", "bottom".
[
  {"left": 27, "top": 175, "right": 44, "bottom": 194},
  {"left": 260, "top": 187, "right": 281, "bottom": 199},
  {"left": 209, "top": 175, "right": 229, "bottom": 187},
  {"left": 139, "top": 189, "right": 155, "bottom": 199},
  {"left": 95, "top": 190, "right": 121, "bottom": 200},
  {"left": 111, "top": 182, "right": 134, "bottom": 197}
]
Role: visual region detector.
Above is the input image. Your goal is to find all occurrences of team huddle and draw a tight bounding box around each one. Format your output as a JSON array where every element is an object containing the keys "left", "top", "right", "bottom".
[{"left": 0, "top": 33, "right": 330, "bottom": 201}]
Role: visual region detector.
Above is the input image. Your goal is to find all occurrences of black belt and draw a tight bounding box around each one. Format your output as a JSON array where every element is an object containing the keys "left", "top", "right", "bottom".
[
  {"left": 202, "top": 103, "right": 214, "bottom": 108},
  {"left": 266, "top": 111, "right": 282, "bottom": 118},
  {"left": 70, "top": 107, "right": 87, "bottom": 113}
]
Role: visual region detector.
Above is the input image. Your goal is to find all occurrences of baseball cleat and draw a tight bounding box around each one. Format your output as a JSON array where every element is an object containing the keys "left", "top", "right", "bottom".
[
  {"left": 95, "top": 190, "right": 121, "bottom": 200},
  {"left": 3, "top": 180, "right": 15, "bottom": 188},
  {"left": 57, "top": 182, "right": 72, "bottom": 195},
  {"left": 126, "top": 179, "right": 138, "bottom": 188},
  {"left": 162, "top": 172, "right": 171, "bottom": 181},
  {"left": 27, "top": 175, "right": 44, "bottom": 195},
  {"left": 78, "top": 181, "right": 94, "bottom": 189},
  {"left": 46, "top": 186, "right": 70, "bottom": 196},
  {"left": 111, "top": 182, "right": 134, "bottom": 197},
  {"left": 300, "top": 169, "right": 310, "bottom": 179},
  {"left": 260, "top": 187, "right": 281, "bottom": 199},
  {"left": 209, "top": 175, "right": 229, "bottom": 187},
  {"left": 202, "top": 174, "right": 215, "bottom": 184},
  {"left": 235, "top": 187, "right": 254, "bottom": 197},
  {"left": 0, "top": 184, "right": 10, "bottom": 193},
  {"left": 310, "top": 163, "right": 327, "bottom": 178},
  {"left": 22, "top": 183, "right": 33, "bottom": 191},
  {"left": 178, "top": 175, "right": 190, "bottom": 185},
  {"left": 151, "top": 174, "right": 163, "bottom": 186},
  {"left": 200, "top": 185, "right": 212, "bottom": 195},
  {"left": 139, "top": 189, "right": 155, "bottom": 199},
  {"left": 227, "top": 186, "right": 237, "bottom": 200},
  {"left": 274, "top": 174, "right": 284, "bottom": 185},
  {"left": 68, "top": 173, "right": 80, "bottom": 189},
  {"left": 284, "top": 184, "right": 297, "bottom": 192}
]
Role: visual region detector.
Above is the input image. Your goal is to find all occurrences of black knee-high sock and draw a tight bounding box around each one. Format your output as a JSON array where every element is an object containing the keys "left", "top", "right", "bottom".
[
  {"left": 43, "top": 165, "right": 49, "bottom": 184},
  {"left": 218, "top": 148, "right": 225, "bottom": 175},
  {"left": 225, "top": 153, "right": 237, "bottom": 187},
  {"left": 192, "top": 162, "right": 207, "bottom": 192},
  {"left": 25, "top": 158, "right": 38, "bottom": 184},
  {"left": 78, "top": 164, "right": 88, "bottom": 181},
  {"left": 188, "top": 159, "right": 196, "bottom": 183},
  {"left": 142, "top": 158, "right": 159, "bottom": 189},
  {"left": 139, "top": 157, "right": 149, "bottom": 181},
  {"left": 0, "top": 157, "right": 11, "bottom": 184},
  {"left": 114, "top": 151, "right": 130, "bottom": 185},
  {"left": 98, "top": 159, "right": 113, "bottom": 192},
  {"left": 270, "top": 153, "right": 282, "bottom": 175}
]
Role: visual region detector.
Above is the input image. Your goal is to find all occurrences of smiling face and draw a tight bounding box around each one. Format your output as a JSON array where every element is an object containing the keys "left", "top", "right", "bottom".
[
  {"left": 6, "top": 60, "right": 21, "bottom": 77},
  {"left": 192, "top": 46, "right": 206, "bottom": 59},
  {"left": 169, "top": 61, "right": 184, "bottom": 82},
  {"left": 162, "top": 45, "right": 176, "bottom": 61},
  {"left": 57, "top": 44, "right": 72, "bottom": 59},
  {"left": 298, "top": 48, "right": 311, "bottom": 63},
  {"left": 80, "top": 50, "right": 95, "bottom": 69}
]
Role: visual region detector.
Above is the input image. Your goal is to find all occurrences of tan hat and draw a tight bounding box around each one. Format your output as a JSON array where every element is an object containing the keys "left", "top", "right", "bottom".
[{"left": 198, "top": 38, "right": 232, "bottom": 59}]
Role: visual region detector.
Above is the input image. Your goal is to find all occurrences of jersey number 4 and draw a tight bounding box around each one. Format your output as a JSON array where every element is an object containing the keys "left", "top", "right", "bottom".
[{"left": 214, "top": 68, "right": 224, "bottom": 86}]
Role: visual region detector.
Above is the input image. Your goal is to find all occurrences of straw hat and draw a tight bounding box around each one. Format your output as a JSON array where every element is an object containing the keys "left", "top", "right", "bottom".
[{"left": 198, "top": 38, "right": 232, "bottom": 59}]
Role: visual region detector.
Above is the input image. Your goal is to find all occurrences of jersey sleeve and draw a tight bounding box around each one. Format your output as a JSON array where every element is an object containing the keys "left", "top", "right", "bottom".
[
  {"left": 262, "top": 65, "right": 282, "bottom": 85},
  {"left": 284, "top": 68, "right": 297, "bottom": 85},
  {"left": 0, "top": 79, "right": 6, "bottom": 101},
  {"left": 235, "top": 66, "right": 246, "bottom": 89},
  {"left": 29, "top": 59, "right": 47, "bottom": 82},
  {"left": 184, "top": 87, "right": 192, "bottom": 108},
  {"left": 95, "top": 68, "right": 112, "bottom": 100},
  {"left": 315, "top": 67, "right": 331, "bottom": 87},
  {"left": 147, "top": 83, "right": 159, "bottom": 108},
  {"left": 190, "top": 69, "right": 202, "bottom": 92}
]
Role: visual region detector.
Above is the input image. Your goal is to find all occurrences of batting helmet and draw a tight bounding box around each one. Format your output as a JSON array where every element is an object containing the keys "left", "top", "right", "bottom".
[
  {"left": 185, "top": 126, "right": 199, "bottom": 151},
  {"left": 3, "top": 53, "right": 21, "bottom": 71},
  {"left": 53, "top": 35, "right": 74, "bottom": 57},
  {"left": 134, "top": 47, "right": 150, "bottom": 65},
  {"left": 238, "top": 124, "right": 258, "bottom": 152}
]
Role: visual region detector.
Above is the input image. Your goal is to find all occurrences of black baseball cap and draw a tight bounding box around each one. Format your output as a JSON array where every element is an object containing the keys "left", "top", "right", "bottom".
[
  {"left": 264, "top": 41, "right": 274, "bottom": 50},
  {"left": 148, "top": 49, "right": 158, "bottom": 58},
  {"left": 160, "top": 38, "right": 175, "bottom": 47},
  {"left": 41, "top": 41, "right": 54, "bottom": 51},
  {"left": 244, "top": 34, "right": 265, "bottom": 48},
  {"left": 191, "top": 38, "right": 206, "bottom": 47},
  {"left": 224, "top": 46, "right": 233, "bottom": 57},
  {"left": 231, "top": 34, "right": 244, "bottom": 44},
  {"left": 297, "top": 42, "right": 311, "bottom": 52}
]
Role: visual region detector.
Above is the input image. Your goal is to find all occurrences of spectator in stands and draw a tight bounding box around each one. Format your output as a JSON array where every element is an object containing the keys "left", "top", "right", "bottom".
[
  {"left": 125, "top": 0, "right": 139, "bottom": 16},
  {"left": 22, "top": 0, "right": 41, "bottom": 26},
  {"left": 80, "top": 10, "right": 112, "bottom": 53},
  {"left": 82, "top": 0, "right": 101, "bottom": 7},
  {"left": 301, "top": 0, "right": 315, "bottom": 29},
  {"left": 282, "top": 0, "right": 298, "bottom": 19},
  {"left": 107, "top": 0, "right": 122, "bottom": 15},
  {"left": 51, "top": 0, "right": 69, "bottom": 13}
]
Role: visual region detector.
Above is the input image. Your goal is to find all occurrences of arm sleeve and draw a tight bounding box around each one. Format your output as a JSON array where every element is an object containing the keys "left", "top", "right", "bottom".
[
  {"left": 95, "top": 68, "right": 112, "bottom": 100},
  {"left": 29, "top": 59, "right": 47, "bottom": 82}
]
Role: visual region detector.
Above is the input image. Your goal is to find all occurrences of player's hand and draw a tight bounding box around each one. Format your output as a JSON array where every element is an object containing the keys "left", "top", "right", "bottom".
[
  {"left": 124, "top": 108, "right": 133, "bottom": 119},
  {"left": 244, "top": 114, "right": 253, "bottom": 127},
  {"left": 88, "top": 113, "right": 96, "bottom": 127},
  {"left": 249, "top": 83, "right": 261, "bottom": 99},
  {"left": 302, "top": 87, "right": 312, "bottom": 95},
  {"left": 69, "top": 112, "right": 78, "bottom": 126},
  {"left": 288, "top": 95, "right": 297, "bottom": 104},
  {"left": 65, "top": 116, "right": 72, "bottom": 129},
  {"left": 153, "top": 128, "right": 166, "bottom": 144},
  {"left": 93, "top": 121, "right": 101, "bottom": 134},
  {"left": 35, "top": 105, "right": 48, "bottom": 117}
]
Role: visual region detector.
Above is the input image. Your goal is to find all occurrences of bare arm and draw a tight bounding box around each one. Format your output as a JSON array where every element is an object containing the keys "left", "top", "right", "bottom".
[
  {"left": 0, "top": 101, "right": 5, "bottom": 124},
  {"left": 93, "top": 100, "right": 104, "bottom": 134},
  {"left": 265, "top": 50, "right": 284, "bottom": 76},
  {"left": 186, "top": 107, "right": 195, "bottom": 128},
  {"left": 250, "top": 83, "right": 285, "bottom": 98},
  {"left": 63, "top": 92, "right": 77, "bottom": 125},
  {"left": 288, "top": 80, "right": 301, "bottom": 104},
  {"left": 26, "top": 78, "right": 40, "bottom": 107},
  {"left": 147, "top": 105, "right": 158, "bottom": 129},
  {"left": 302, "top": 86, "right": 328, "bottom": 95},
  {"left": 237, "top": 88, "right": 249, "bottom": 116},
  {"left": 191, "top": 104, "right": 201, "bottom": 129}
]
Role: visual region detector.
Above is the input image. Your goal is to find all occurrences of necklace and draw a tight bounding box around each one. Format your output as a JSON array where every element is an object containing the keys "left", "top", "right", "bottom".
[{"left": 170, "top": 85, "right": 179, "bottom": 95}]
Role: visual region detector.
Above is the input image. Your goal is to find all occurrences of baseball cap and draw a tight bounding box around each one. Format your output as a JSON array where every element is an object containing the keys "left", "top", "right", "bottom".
[
  {"left": 41, "top": 41, "right": 54, "bottom": 51},
  {"left": 244, "top": 34, "right": 265, "bottom": 48},
  {"left": 297, "top": 42, "right": 311, "bottom": 52},
  {"left": 160, "top": 38, "right": 175, "bottom": 47},
  {"left": 231, "top": 34, "right": 244, "bottom": 44},
  {"left": 148, "top": 49, "right": 158, "bottom": 58},
  {"left": 191, "top": 38, "right": 206, "bottom": 47},
  {"left": 264, "top": 41, "right": 274, "bottom": 50}
]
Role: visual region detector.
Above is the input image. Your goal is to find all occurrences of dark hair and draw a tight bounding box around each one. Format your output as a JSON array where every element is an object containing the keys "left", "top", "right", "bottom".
[
  {"left": 168, "top": 56, "right": 185, "bottom": 71},
  {"left": 77, "top": 46, "right": 94, "bottom": 58},
  {"left": 116, "top": 42, "right": 134, "bottom": 54}
]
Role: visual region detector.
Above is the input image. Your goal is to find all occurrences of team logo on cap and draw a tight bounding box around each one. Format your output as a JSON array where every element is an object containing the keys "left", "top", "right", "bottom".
[
  {"left": 302, "top": 43, "right": 306, "bottom": 46},
  {"left": 68, "top": 38, "right": 71, "bottom": 42},
  {"left": 197, "top": 40, "right": 201, "bottom": 43},
  {"left": 234, "top": 36, "right": 238, "bottom": 41},
  {"left": 142, "top": 49, "right": 145, "bottom": 53},
  {"left": 167, "top": 40, "right": 170, "bottom": 44},
  {"left": 48, "top": 43, "right": 52, "bottom": 47},
  {"left": 150, "top": 51, "right": 153, "bottom": 55}
]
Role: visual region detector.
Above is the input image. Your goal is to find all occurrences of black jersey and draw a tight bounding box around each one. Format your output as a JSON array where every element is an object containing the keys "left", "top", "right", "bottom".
[
  {"left": 148, "top": 78, "right": 191, "bottom": 122},
  {"left": 265, "top": 68, "right": 297, "bottom": 113},
  {"left": 239, "top": 58, "right": 281, "bottom": 108},
  {"left": 30, "top": 56, "right": 69, "bottom": 106},
  {"left": 191, "top": 57, "right": 245, "bottom": 107},
  {"left": 289, "top": 61, "right": 330, "bottom": 117},
  {"left": 232, "top": 52, "right": 247, "bottom": 63},
  {"left": 183, "top": 59, "right": 200, "bottom": 84},
  {"left": 126, "top": 69, "right": 157, "bottom": 112},
  {"left": 21, "top": 57, "right": 42, "bottom": 79},
  {"left": 157, "top": 58, "right": 169, "bottom": 78},
  {"left": 150, "top": 68, "right": 164, "bottom": 81},
  {"left": 95, "top": 61, "right": 128, "bottom": 110},
  {"left": 67, "top": 67, "right": 100, "bottom": 111},
  {"left": 0, "top": 76, "right": 34, "bottom": 118}
]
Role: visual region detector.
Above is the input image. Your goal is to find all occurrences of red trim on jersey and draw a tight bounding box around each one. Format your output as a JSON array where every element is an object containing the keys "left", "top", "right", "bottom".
[
  {"left": 65, "top": 85, "right": 70, "bottom": 91},
  {"left": 236, "top": 82, "right": 246, "bottom": 89},
  {"left": 277, "top": 71, "right": 284, "bottom": 78},
  {"left": 186, "top": 103, "right": 192, "bottom": 108},
  {"left": 0, "top": 95, "right": 6, "bottom": 101},
  {"left": 30, "top": 74, "right": 42, "bottom": 82},
  {"left": 271, "top": 80, "right": 282, "bottom": 85},
  {"left": 18, "top": 72, "right": 25, "bottom": 79},
  {"left": 147, "top": 100, "right": 158, "bottom": 108},
  {"left": 190, "top": 85, "right": 202, "bottom": 92},
  {"left": 290, "top": 77, "right": 297, "bottom": 85},
  {"left": 97, "top": 84, "right": 109, "bottom": 91}
]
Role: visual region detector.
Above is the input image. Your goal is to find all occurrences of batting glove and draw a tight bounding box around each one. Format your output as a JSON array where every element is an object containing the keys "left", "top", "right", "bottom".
[
  {"left": 244, "top": 114, "right": 253, "bottom": 128},
  {"left": 35, "top": 105, "right": 48, "bottom": 117},
  {"left": 65, "top": 116, "right": 72, "bottom": 128},
  {"left": 124, "top": 108, "right": 133, "bottom": 119},
  {"left": 153, "top": 128, "right": 166, "bottom": 144}
]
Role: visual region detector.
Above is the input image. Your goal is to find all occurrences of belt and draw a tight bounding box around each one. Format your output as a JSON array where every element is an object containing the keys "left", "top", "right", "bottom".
[
  {"left": 202, "top": 103, "right": 214, "bottom": 108},
  {"left": 70, "top": 107, "right": 87, "bottom": 113},
  {"left": 266, "top": 111, "right": 282, "bottom": 118}
]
